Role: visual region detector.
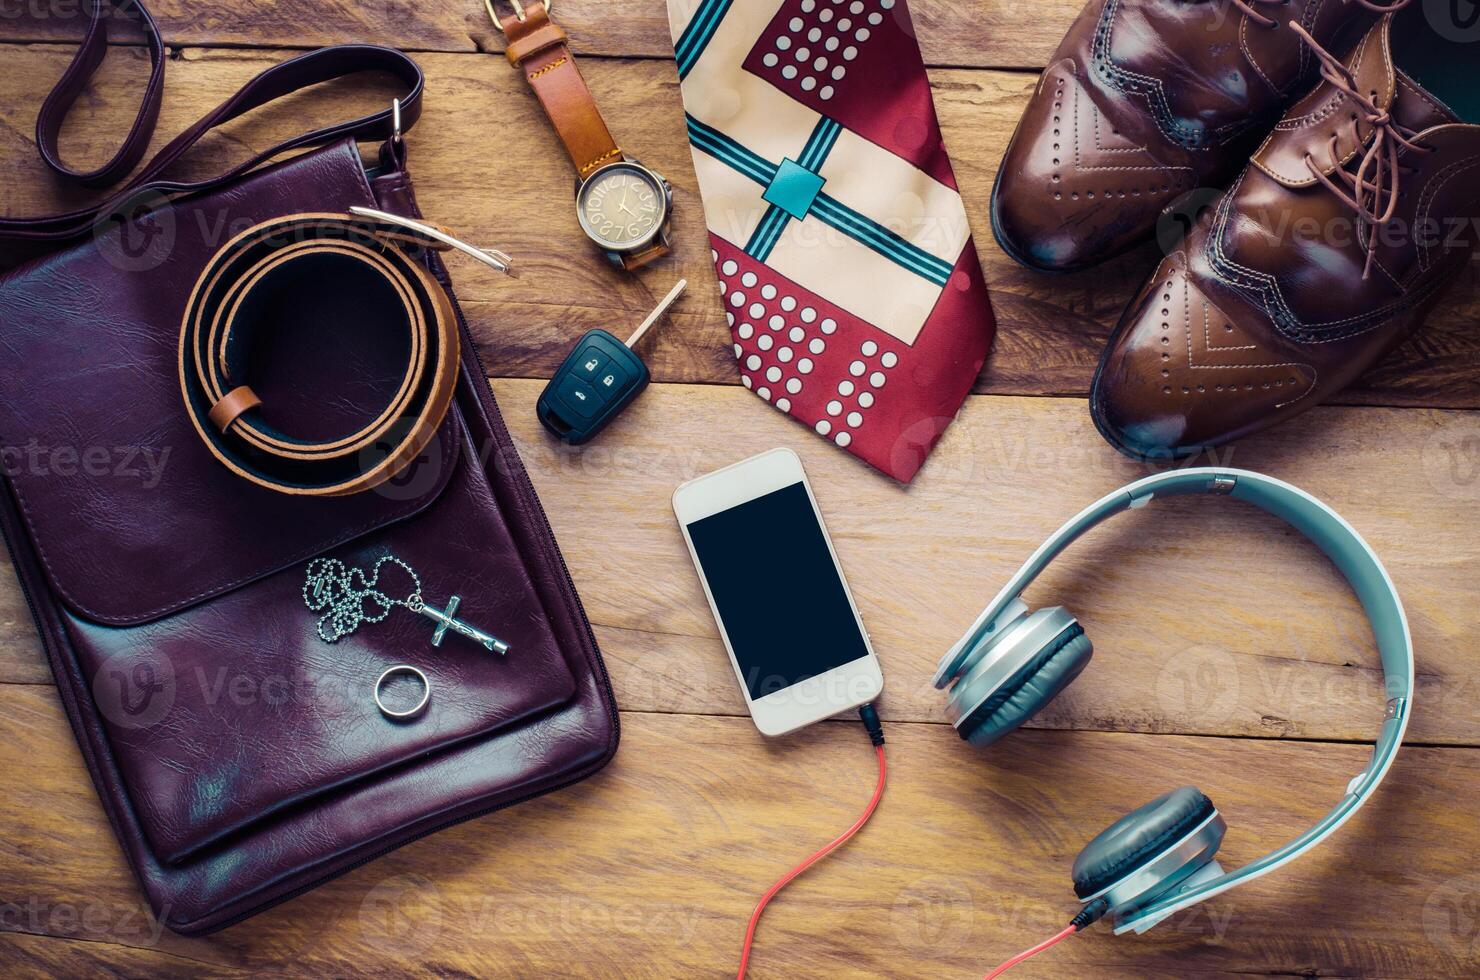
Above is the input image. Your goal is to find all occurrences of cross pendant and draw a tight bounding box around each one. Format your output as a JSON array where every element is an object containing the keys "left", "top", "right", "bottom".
[{"left": 415, "top": 595, "right": 510, "bottom": 655}]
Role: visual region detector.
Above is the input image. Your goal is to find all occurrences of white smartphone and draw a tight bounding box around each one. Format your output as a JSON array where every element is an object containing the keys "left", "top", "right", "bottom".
[{"left": 672, "top": 448, "right": 884, "bottom": 736}]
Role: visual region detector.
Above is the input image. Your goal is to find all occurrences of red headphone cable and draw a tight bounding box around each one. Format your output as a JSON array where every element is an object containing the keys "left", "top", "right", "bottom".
[
  {"left": 736, "top": 704, "right": 888, "bottom": 979},
  {"left": 983, "top": 924, "right": 1076, "bottom": 979},
  {"left": 983, "top": 899, "right": 1109, "bottom": 978}
]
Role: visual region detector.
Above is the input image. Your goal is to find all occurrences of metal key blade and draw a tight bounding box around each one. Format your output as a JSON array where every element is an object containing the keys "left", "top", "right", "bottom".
[{"left": 624, "top": 279, "right": 688, "bottom": 349}]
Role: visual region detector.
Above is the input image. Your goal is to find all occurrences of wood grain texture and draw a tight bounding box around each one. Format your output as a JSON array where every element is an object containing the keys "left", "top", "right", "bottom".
[
  {"left": 2, "top": 383, "right": 1476, "bottom": 747},
  {"left": 2, "top": 12, "right": 1479, "bottom": 979},
  {"left": 505, "top": 381, "right": 1480, "bottom": 745},
  {"left": 0, "top": 934, "right": 237, "bottom": 979},
  {"left": 2, "top": 46, "right": 1478, "bottom": 408},
  {"left": 0, "top": 0, "right": 1083, "bottom": 68},
  {"left": 3, "top": 683, "right": 1478, "bottom": 978}
]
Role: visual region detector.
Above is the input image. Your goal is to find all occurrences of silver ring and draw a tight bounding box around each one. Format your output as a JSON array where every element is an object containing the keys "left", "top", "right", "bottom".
[{"left": 374, "top": 664, "right": 429, "bottom": 720}]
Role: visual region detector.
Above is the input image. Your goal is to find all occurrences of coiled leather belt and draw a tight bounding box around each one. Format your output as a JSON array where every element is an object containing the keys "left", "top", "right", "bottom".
[{"left": 180, "top": 209, "right": 509, "bottom": 496}]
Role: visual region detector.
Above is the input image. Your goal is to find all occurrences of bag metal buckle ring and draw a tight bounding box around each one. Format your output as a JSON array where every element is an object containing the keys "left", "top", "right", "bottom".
[
  {"left": 483, "top": 0, "right": 551, "bottom": 33},
  {"left": 389, "top": 96, "right": 404, "bottom": 152},
  {"left": 368, "top": 101, "right": 515, "bottom": 276}
]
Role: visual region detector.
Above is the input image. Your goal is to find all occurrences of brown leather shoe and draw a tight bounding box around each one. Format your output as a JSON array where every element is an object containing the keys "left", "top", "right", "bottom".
[
  {"left": 991, "top": 0, "right": 1389, "bottom": 272},
  {"left": 1091, "top": 9, "right": 1480, "bottom": 458}
]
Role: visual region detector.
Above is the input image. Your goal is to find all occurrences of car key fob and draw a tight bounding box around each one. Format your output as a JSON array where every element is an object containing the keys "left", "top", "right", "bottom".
[
  {"left": 537, "top": 329, "right": 650, "bottom": 443},
  {"left": 537, "top": 279, "right": 686, "bottom": 444}
]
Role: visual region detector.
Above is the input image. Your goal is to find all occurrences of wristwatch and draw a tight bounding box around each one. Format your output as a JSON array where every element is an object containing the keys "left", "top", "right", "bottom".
[{"left": 488, "top": 0, "right": 673, "bottom": 272}]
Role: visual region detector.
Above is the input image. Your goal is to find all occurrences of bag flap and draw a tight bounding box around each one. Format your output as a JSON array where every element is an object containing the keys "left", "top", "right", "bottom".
[
  {"left": 0, "top": 141, "right": 459, "bottom": 627},
  {"left": 71, "top": 428, "right": 579, "bottom": 864}
]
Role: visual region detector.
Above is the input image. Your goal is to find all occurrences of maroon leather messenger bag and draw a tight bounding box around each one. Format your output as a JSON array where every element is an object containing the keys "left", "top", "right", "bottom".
[{"left": 0, "top": 0, "right": 618, "bottom": 934}]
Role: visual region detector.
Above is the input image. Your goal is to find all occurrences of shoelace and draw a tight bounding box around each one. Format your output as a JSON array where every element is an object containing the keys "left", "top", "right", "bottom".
[
  {"left": 1230, "top": 0, "right": 1412, "bottom": 30},
  {"left": 1228, "top": 0, "right": 1296, "bottom": 29},
  {"left": 1290, "top": 20, "right": 1432, "bottom": 279}
]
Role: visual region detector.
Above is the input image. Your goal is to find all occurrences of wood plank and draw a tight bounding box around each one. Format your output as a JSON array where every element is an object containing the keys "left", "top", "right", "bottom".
[
  {"left": 3, "top": 383, "right": 1478, "bottom": 748},
  {"left": 0, "top": 0, "right": 1083, "bottom": 69},
  {"left": 1, "top": 683, "right": 1476, "bottom": 977},
  {"left": 3, "top": 46, "right": 1477, "bottom": 409},
  {"left": 509, "top": 382, "right": 1480, "bottom": 746},
  {"left": 0, "top": 566, "right": 44, "bottom": 685},
  {"left": 0, "top": 933, "right": 237, "bottom": 979}
]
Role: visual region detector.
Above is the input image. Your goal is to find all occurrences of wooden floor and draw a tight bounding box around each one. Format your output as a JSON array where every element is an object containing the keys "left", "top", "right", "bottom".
[{"left": 3, "top": 2, "right": 1480, "bottom": 977}]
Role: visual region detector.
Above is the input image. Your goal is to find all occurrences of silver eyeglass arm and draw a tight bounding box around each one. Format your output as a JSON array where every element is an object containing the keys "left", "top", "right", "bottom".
[{"left": 347, "top": 206, "right": 518, "bottom": 276}]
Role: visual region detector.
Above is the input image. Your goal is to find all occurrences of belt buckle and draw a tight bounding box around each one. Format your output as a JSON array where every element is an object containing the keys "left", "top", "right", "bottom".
[{"left": 484, "top": 0, "right": 551, "bottom": 33}]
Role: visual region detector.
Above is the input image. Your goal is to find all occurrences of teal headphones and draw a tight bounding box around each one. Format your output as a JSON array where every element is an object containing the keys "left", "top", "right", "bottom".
[{"left": 934, "top": 468, "right": 1413, "bottom": 934}]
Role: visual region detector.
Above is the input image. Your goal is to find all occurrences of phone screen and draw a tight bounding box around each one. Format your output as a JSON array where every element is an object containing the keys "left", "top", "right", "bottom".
[{"left": 684, "top": 481, "right": 870, "bottom": 700}]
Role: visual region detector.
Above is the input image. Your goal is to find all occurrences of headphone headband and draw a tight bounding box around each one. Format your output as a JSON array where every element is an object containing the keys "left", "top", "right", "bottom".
[{"left": 936, "top": 468, "right": 1413, "bottom": 933}]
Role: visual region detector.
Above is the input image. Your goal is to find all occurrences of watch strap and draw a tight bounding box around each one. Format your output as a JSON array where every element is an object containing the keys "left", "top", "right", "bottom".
[
  {"left": 617, "top": 238, "right": 670, "bottom": 272},
  {"left": 500, "top": 3, "right": 621, "bottom": 178}
]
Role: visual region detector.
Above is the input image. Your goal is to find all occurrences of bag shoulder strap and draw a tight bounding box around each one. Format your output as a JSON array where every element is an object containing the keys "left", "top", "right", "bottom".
[{"left": 0, "top": 0, "right": 424, "bottom": 266}]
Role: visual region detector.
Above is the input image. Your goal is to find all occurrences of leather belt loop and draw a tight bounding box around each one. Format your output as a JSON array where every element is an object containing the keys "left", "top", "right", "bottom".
[
  {"left": 208, "top": 386, "right": 262, "bottom": 433},
  {"left": 504, "top": 22, "right": 568, "bottom": 67}
]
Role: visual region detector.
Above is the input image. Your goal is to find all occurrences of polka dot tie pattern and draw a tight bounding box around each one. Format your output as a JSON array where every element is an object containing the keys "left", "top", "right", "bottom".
[
  {"left": 716, "top": 239, "right": 908, "bottom": 451},
  {"left": 668, "top": 0, "right": 996, "bottom": 481}
]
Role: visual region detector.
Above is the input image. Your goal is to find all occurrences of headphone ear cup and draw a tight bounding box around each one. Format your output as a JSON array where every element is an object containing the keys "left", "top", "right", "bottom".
[
  {"left": 1071, "top": 787, "right": 1227, "bottom": 921},
  {"left": 954, "top": 617, "right": 1092, "bottom": 747}
]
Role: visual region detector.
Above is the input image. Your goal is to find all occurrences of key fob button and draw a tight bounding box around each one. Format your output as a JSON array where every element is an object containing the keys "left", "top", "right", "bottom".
[
  {"left": 557, "top": 376, "right": 601, "bottom": 419},
  {"left": 596, "top": 364, "right": 627, "bottom": 393},
  {"left": 573, "top": 347, "right": 610, "bottom": 381}
]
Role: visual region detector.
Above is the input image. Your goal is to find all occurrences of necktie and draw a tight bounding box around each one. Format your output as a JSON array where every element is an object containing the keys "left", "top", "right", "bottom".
[{"left": 667, "top": 0, "right": 996, "bottom": 482}]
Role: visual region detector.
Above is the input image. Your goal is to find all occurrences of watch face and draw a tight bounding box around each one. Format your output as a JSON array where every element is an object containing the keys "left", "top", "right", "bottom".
[{"left": 576, "top": 163, "right": 667, "bottom": 252}]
